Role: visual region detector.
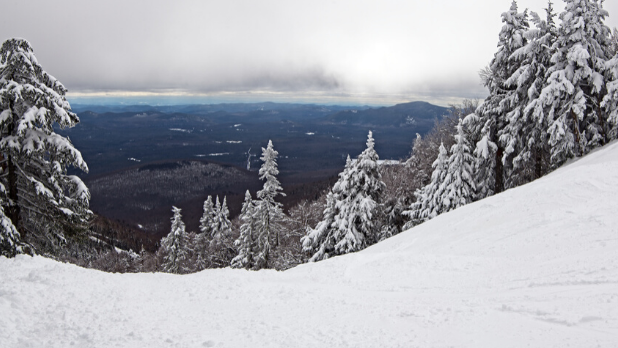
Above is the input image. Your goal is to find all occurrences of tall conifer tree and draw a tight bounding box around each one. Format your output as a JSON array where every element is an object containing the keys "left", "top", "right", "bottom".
[
  {"left": 474, "top": 1, "right": 530, "bottom": 194},
  {"left": 253, "top": 140, "right": 285, "bottom": 269},
  {"left": 0, "top": 38, "right": 90, "bottom": 252},
  {"left": 537, "top": 0, "right": 613, "bottom": 164},
  {"left": 302, "top": 132, "right": 384, "bottom": 261}
]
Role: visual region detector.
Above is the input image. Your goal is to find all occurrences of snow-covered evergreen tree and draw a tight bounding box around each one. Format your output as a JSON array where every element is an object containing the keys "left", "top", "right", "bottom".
[
  {"left": 301, "top": 191, "right": 338, "bottom": 262},
  {"left": 603, "top": 51, "right": 618, "bottom": 138},
  {"left": 610, "top": 27, "right": 618, "bottom": 56},
  {"left": 501, "top": 2, "right": 557, "bottom": 186},
  {"left": 161, "top": 206, "right": 188, "bottom": 274},
  {"left": 474, "top": 1, "right": 530, "bottom": 195},
  {"left": 443, "top": 120, "right": 476, "bottom": 209},
  {"left": 0, "top": 38, "right": 90, "bottom": 252},
  {"left": 407, "top": 142, "right": 450, "bottom": 222},
  {"left": 406, "top": 133, "right": 431, "bottom": 186},
  {"left": 231, "top": 191, "right": 257, "bottom": 269},
  {"left": 211, "top": 196, "right": 232, "bottom": 241},
  {"left": 0, "top": 199, "right": 21, "bottom": 257},
  {"left": 253, "top": 140, "right": 285, "bottom": 269},
  {"left": 536, "top": 0, "right": 613, "bottom": 165},
  {"left": 199, "top": 195, "right": 215, "bottom": 236},
  {"left": 302, "top": 132, "right": 385, "bottom": 261},
  {"left": 195, "top": 195, "right": 215, "bottom": 269},
  {"left": 473, "top": 123, "right": 498, "bottom": 200}
]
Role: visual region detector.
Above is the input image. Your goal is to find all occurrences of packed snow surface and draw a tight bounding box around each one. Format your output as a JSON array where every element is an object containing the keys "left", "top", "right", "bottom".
[{"left": 2, "top": 143, "right": 618, "bottom": 347}]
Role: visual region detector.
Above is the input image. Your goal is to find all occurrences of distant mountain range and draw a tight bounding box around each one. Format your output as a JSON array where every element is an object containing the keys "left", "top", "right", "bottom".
[
  {"left": 63, "top": 101, "right": 448, "bottom": 177},
  {"left": 59, "top": 101, "right": 449, "bottom": 233},
  {"left": 323, "top": 101, "right": 447, "bottom": 128}
]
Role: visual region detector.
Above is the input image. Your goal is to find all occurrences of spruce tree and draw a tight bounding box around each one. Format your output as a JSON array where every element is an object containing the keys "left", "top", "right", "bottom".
[
  {"left": 301, "top": 191, "right": 338, "bottom": 262},
  {"left": 603, "top": 53, "right": 618, "bottom": 138},
  {"left": 0, "top": 203, "right": 21, "bottom": 257},
  {"left": 253, "top": 140, "right": 285, "bottom": 269},
  {"left": 211, "top": 196, "right": 232, "bottom": 241},
  {"left": 199, "top": 195, "right": 215, "bottom": 236},
  {"left": 501, "top": 2, "right": 557, "bottom": 186},
  {"left": 0, "top": 38, "right": 90, "bottom": 252},
  {"left": 474, "top": 1, "right": 530, "bottom": 195},
  {"left": 231, "top": 191, "right": 257, "bottom": 269},
  {"left": 161, "top": 206, "right": 188, "bottom": 274},
  {"left": 537, "top": 0, "right": 613, "bottom": 165},
  {"left": 443, "top": 120, "right": 476, "bottom": 209},
  {"left": 473, "top": 124, "right": 498, "bottom": 200},
  {"left": 408, "top": 142, "right": 450, "bottom": 222},
  {"left": 302, "top": 132, "right": 385, "bottom": 261}
]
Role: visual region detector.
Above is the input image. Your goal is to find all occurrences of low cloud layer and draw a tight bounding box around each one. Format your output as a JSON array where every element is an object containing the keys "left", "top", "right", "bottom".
[{"left": 2, "top": 0, "right": 617, "bottom": 106}]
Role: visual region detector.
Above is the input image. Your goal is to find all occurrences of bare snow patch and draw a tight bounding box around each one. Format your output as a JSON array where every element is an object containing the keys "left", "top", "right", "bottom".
[{"left": 170, "top": 128, "right": 192, "bottom": 133}]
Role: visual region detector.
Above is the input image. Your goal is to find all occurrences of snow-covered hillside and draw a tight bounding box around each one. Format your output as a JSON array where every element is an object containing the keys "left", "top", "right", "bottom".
[{"left": 2, "top": 142, "right": 618, "bottom": 347}]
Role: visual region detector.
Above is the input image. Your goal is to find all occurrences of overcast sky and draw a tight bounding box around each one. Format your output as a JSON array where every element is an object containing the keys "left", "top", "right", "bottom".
[{"left": 2, "top": 0, "right": 618, "bottom": 106}]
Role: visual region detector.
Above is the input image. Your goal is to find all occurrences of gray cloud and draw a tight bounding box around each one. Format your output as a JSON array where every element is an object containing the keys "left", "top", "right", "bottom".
[{"left": 1, "top": 0, "right": 617, "bottom": 105}]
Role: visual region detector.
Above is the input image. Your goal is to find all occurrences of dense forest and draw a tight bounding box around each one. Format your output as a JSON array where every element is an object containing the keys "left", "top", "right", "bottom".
[{"left": 1, "top": 0, "right": 618, "bottom": 275}]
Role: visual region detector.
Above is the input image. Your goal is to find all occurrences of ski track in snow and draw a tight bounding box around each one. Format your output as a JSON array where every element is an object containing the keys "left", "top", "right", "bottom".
[{"left": 2, "top": 142, "right": 618, "bottom": 347}]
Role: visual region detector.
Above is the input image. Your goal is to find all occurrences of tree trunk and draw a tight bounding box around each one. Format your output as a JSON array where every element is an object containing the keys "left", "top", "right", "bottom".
[
  {"left": 571, "top": 109, "right": 582, "bottom": 156},
  {"left": 7, "top": 155, "right": 20, "bottom": 235},
  {"left": 534, "top": 145, "right": 543, "bottom": 180},
  {"left": 494, "top": 146, "right": 504, "bottom": 194}
]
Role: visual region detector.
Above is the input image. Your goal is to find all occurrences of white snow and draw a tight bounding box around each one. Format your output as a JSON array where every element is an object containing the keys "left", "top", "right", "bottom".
[
  {"left": 2, "top": 142, "right": 618, "bottom": 347},
  {"left": 196, "top": 153, "right": 230, "bottom": 157},
  {"left": 169, "top": 128, "right": 192, "bottom": 133},
  {"left": 226, "top": 140, "right": 242, "bottom": 144}
]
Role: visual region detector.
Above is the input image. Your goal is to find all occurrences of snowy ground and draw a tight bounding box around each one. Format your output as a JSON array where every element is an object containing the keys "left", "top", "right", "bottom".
[{"left": 2, "top": 143, "right": 618, "bottom": 347}]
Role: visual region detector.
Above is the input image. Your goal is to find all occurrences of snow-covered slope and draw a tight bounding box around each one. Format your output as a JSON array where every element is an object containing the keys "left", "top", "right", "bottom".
[{"left": 2, "top": 143, "right": 618, "bottom": 348}]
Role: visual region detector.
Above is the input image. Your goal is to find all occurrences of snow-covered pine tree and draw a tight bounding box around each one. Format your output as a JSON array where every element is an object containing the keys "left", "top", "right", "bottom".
[
  {"left": 407, "top": 142, "right": 450, "bottom": 222},
  {"left": 474, "top": 1, "right": 530, "bottom": 195},
  {"left": 161, "top": 206, "right": 189, "bottom": 274},
  {"left": 231, "top": 191, "right": 257, "bottom": 269},
  {"left": 195, "top": 195, "right": 215, "bottom": 268},
  {"left": 472, "top": 123, "right": 499, "bottom": 200},
  {"left": 0, "top": 38, "right": 90, "bottom": 252},
  {"left": 302, "top": 132, "right": 385, "bottom": 261},
  {"left": 332, "top": 131, "right": 384, "bottom": 251},
  {"left": 199, "top": 195, "right": 215, "bottom": 236},
  {"left": 603, "top": 49, "right": 618, "bottom": 138},
  {"left": 0, "top": 201, "right": 21, "bottom": 257},
  {"left": 301, "top": 156, "right": 351, "bottom": 262},
  {"left": 537, "top": 0, "right": 613, "bottom": 165},
  {"left": 253, "top": 140, "right": 286, "bottom": 269},
  {"left": 443, "top": 120, "right": 476, "bottom": 209},
  {"left": 212, "top": 196, "right": 232, "bottom": 240},
  {"left": 501, "top": 2, "right": 557, "bottom": 186},
  {"left": 301, "top": 191, "right": 338, "bottom": 261},
  {"left": 406, "top": 133, "right": 431, "bottom": 186}
]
